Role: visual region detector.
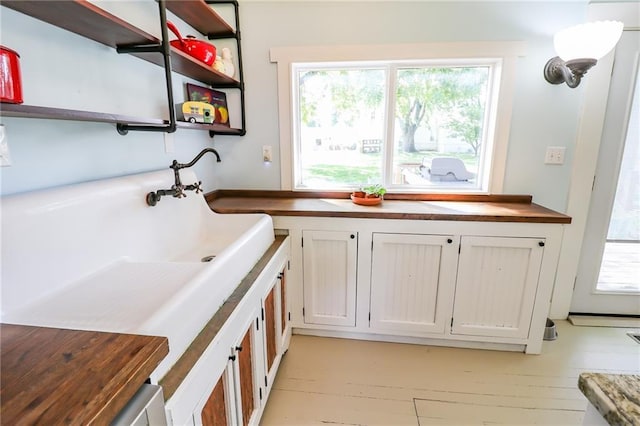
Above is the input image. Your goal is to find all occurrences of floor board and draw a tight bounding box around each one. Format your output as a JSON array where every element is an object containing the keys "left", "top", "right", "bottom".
[{"left": 261, "top": 321, "right": 640, "bottom": 425}]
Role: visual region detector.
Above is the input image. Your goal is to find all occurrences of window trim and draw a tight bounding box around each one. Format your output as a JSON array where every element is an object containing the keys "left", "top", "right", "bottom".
[{"left": 270, "top": 42, "right": 526, "bottom": 192}]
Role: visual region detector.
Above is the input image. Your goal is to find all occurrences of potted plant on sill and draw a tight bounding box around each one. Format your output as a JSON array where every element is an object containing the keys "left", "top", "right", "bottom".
[{"left": 351, "top": 184, "right": 387, "bottom": 206}]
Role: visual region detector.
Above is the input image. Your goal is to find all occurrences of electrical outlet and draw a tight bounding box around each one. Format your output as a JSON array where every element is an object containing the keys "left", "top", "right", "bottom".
[
  {"left": 0, "top": 124, "right": 11, "bottom": 167},
  {"left": 545, "top": 146, "right": 565, "bottom": 165},
  {"left": 262, "top": 145, "right": 272, "bottom": 162}
]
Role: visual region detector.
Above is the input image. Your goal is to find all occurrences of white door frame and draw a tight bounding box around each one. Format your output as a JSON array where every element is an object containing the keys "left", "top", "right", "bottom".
[
  {"left": 571, "top": 31, "right": 639, "bottom": 314},
  {"left": 550, "top": 2, "right": 640, "bottom": 318}
]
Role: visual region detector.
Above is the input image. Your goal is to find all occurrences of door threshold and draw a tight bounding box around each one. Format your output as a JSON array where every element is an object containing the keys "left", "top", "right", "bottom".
[{"left": 568, "top": 314, "right": 640, "bottom": 328}]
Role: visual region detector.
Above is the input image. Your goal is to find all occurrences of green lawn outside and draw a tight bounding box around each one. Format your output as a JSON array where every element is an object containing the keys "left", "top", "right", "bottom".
[{"left": 305, "top": 151, "right": 479, "bottom": 186}]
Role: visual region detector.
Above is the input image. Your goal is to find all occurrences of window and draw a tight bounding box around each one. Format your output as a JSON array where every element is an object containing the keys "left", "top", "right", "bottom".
[{"left": 272, "top": 43, "right": 523, "bottom": 193}]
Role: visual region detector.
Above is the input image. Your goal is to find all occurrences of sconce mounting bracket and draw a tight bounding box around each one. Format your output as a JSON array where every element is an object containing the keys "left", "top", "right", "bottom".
[{"left": 544, "top": 57, "right": 597, "bottom": 88}]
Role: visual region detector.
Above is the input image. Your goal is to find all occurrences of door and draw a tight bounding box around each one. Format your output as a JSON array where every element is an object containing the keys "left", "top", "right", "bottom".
[
  {"left": 452, "top": 236, "right": 544, "bottom": 339},
  {"left": 231, "top": 316, "right": 262, "bottom": 426},
  {"left": 302, "top": 230, "right": 358, "bottom": 326},
  {"left": 199, "top": 361, "right": 236, "bottom": 426},
  {"left": 572, "top": 30, "right": 640, "bottom": 315},
  {"left": 369, "top": 233, "right": 458, "bottom": 335},
  {"left": 262, "top": 278, "right": 279, "bottom": 383},
  {"left": 279, "top": 267, "right": 288, "bottom": 340}
]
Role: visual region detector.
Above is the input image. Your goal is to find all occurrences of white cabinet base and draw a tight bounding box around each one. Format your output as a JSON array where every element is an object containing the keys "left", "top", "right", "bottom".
[
  {"left": 292, "top": 328, "right": 526, "bottom": 353},
  {"left": 275, "top": 216, "right": 564, "bottom": 356}
]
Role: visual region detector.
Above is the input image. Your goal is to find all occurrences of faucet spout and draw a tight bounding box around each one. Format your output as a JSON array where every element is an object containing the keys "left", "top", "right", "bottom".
[
  {"left": 146, "top": 148, "right": 222, "bottom": 206},
  {"left": 173, "top": 148, "right": 221, "bottom": 170}
]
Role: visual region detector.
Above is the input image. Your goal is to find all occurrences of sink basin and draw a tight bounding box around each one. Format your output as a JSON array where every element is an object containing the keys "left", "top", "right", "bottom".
[{"left": 1, "top": 169, "right": 274, "bottom": 380}]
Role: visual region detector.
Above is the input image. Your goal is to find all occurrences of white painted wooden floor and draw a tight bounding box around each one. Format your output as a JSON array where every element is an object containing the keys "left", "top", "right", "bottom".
[{"left": 261, "top": 321, "right": 640, "bottom": 425}]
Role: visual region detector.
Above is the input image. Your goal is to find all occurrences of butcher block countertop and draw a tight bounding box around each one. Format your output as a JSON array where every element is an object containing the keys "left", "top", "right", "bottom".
[
  {"left": 0, "top": 323, "right": 169, "bottom": 425},
  {"left": 206, "top": 190, "right": 572, "bottom": 224}
]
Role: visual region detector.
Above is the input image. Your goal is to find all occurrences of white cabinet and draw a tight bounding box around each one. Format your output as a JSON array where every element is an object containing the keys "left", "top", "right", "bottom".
[
  {"left": 452, "top": 236, "right": 545, "bottom": 339},
  {"left": 274, "top": 216, "right": 562, "bottom": 354},
  {"left": 302, "top": 230, "right": 357, "bottom": 327},
  {"left": 370, "top": 233, "right": 458, "bottom": 335}
]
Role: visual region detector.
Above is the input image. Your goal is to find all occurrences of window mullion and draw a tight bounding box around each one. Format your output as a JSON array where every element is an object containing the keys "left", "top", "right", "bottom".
[{"left": 383, "top": 65, "right": 398, "bottom": 188}]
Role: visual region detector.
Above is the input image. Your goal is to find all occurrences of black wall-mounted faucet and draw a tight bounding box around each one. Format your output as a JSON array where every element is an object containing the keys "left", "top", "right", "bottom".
[{"left": 146, "top": 148, "right": 221, "bottom": 206}]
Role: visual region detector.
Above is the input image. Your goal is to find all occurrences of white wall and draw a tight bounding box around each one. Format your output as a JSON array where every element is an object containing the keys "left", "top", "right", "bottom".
[{"left": 1, "top": 1, "right": 587, "bottom": 213}]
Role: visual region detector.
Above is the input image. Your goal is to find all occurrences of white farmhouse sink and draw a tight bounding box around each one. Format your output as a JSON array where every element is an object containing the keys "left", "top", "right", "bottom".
[{"left": 1, "top": 169, "right": 274, "bottom": 380}]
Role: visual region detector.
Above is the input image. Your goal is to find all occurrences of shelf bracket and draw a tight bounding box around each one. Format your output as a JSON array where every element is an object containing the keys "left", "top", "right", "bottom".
[
  {"left": 205, "top": 0, "right": 246, "bottom": 138},
  {"left": 115, "top": 0, "right": 176, "bottom": 135}
]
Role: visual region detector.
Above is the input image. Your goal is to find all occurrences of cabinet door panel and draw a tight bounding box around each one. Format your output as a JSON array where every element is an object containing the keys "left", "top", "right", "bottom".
[
  {"left": 370, "top": 233, "right": 457, "bottom": 334},
  {"left": 452, "top": 236, "right": 544, "bottom": 339},
  {"left": 280, "top": 268, "right": 287, "bottom": 338},
  {"left": 201, "top": 374, "right": 228, "bottom": 426},
  {"left": 237, "top": 327, "right": 254, "bottom": 426},
  {"left": 302, "top": 230, "right": 357, "bottom": 326},
  {"left": 264, "top": 284, "right": 277, "bottom": 374}
]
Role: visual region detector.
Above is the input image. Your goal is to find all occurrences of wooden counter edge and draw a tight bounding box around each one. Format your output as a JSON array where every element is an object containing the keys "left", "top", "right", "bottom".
[
  {"left": 205, "top": 189, "right": 533, "bottom": 203},
  {"left": 93, "top": 334, "right": 169, "bottom": 424}
]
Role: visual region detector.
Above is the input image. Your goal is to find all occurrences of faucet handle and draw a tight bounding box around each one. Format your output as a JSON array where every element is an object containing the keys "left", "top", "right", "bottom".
[
  {"left": 194, "top": 181, "right": 203, "bottom": 194},
  {"left": 173, "top": 185, "right": 186, "bottom": 199}
]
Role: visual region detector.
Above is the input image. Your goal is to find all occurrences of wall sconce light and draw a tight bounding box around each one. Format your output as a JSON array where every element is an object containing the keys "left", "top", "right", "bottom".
[{"left": 544, "top": 20, "right": 623, "bottom": 88}]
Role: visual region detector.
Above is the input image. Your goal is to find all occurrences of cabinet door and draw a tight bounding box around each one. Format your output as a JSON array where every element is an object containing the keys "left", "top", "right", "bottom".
[
  {"left": 200, "top": 362, "right": 236, "bottom": 426},
  {"left": 370, "top": 233, "right": 458, "bottom": 335},
  {"left": 233, "top": 322, "right": 259, "bottom": 426},
  {"left": 263, "top": 281, "right": 278, "bottom": 376},
  {"left": 279, "top": 267, "right": 288, "bottom": 339},
  {"left": 452, "top": 236, "right": 544, "bottom": 339},
  {"left": 302, "top": 230, "right": 357, "bottom": 326}
]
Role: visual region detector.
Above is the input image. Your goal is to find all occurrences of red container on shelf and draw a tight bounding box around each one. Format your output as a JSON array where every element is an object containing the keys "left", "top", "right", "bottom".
[{"left": 0, "top": 46, "right": 24, "bottom": 104}]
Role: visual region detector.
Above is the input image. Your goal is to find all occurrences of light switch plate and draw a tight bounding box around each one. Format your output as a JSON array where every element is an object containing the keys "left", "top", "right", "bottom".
[
  {"left": 263, "top": 145, "right": 272, "bottom": 162},
  {"left": 545, "top": 146, "right": 565, "bottom": 165}
]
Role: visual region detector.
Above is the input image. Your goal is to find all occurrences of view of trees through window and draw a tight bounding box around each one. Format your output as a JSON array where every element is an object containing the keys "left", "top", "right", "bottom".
[{"left": 295, "top": 62, "right": 494, "bottom": 191}]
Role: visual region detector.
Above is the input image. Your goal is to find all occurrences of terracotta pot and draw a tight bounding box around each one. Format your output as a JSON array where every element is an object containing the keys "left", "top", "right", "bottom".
[{"left": 351, "top": 193, "right": 382, "bottom": 206}]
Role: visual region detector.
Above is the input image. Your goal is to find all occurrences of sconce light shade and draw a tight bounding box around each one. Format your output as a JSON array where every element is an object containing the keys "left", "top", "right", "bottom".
[{"left": 544, "top": 20, "right": 623, "bottom": 88}]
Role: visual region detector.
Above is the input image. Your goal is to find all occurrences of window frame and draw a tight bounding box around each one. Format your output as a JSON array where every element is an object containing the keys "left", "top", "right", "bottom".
[{"left": 270, "top": 42, "right": 526, "bottom": 193}]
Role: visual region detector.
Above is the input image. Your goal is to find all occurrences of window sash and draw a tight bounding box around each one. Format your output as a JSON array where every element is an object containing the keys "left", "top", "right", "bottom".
[
  {"left": 271, "top": 42, "right": 526, "bottom": 193},
  {"left": 292, "top": 60, "right": 501, "bottom": 192}
]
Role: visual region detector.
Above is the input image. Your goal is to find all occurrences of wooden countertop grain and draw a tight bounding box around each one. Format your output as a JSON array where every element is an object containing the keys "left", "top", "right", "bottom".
[
  {"left": 205, "top": 191, "right": 571, "bottom": 224},
  {"left": 0, "top": 323, "right": 169, "bottom": 425}
]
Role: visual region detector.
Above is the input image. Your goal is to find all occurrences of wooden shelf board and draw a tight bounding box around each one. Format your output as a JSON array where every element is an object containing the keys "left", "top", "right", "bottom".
[
  {"left": 176, "top": 120, "right": 243, "bottom": 135},
  {"left": 2, "top": 0, "right": 158, "bottom": 49},
  {"left": 1, "top": 104, "right": 243, "bottom": 134},
  {"left": 132, "top": 48, "right": 239, "bottom": 87},
  {"left": 0, "top": 104, "right": 166, "bottom": 126},
  {"left": 166, "top": 0, "right": 235, "bottom": 37}
]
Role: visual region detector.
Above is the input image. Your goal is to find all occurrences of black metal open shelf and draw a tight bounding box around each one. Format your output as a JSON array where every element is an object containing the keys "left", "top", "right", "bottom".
[{"left": 0, "top": 0, "right": 245, "bottom": 137}]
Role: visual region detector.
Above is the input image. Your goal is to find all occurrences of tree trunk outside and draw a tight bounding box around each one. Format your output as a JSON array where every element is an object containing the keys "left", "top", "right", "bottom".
[{"left": 401, "top": 123, "right": 418, "bottom": 152}]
